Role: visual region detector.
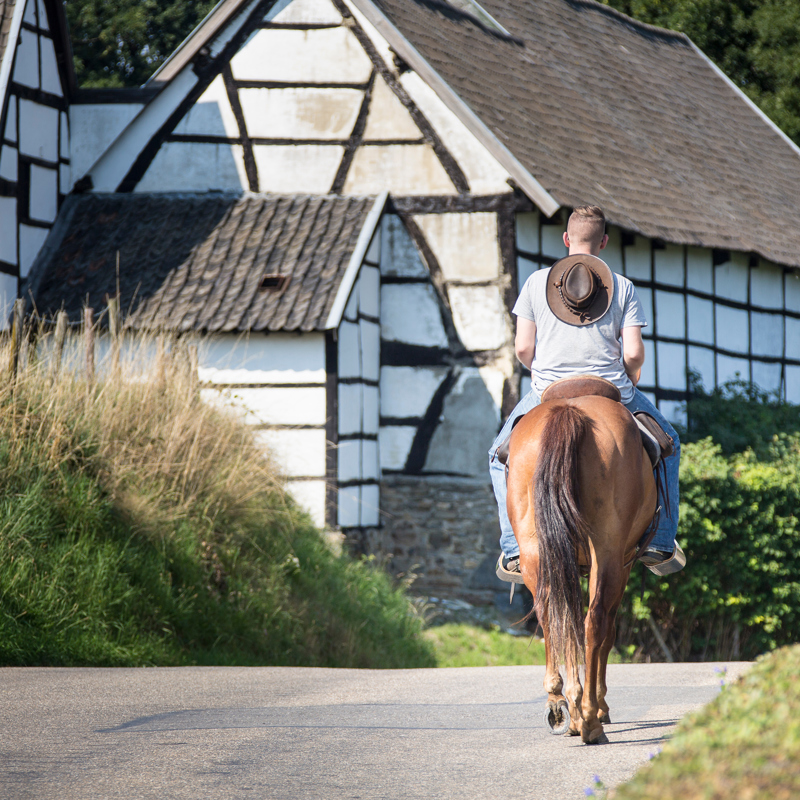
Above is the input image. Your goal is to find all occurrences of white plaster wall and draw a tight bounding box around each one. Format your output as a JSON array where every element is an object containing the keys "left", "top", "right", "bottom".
[
  {"left": 202, "top": 385, "right": 327, "bottom": 426},
  {"left": 360, "top": 483, "right": 379, "bottom": 526},
  {"left": 0, "top": 145, "right": 17, "bottom": 181},
  {"left": 516, "top": 211, "right": 539, "bottom": 254},
  {"left": 253, "top": 144, "right": 343, "bottom": 193},
  {"left": 0, "top": 273, "right": 17, "bottom": 331},
  {"left": 654, "top": 245, "right": 683, "bottom": 286},
  {"left": 339, "top": 382, "right": 363, "bottom": 436},
  {"left": 517, "top": 256, "right": 537, "bottom": 289},
  {"left": 380, "top": 366, "right": 447, "bottom": 418},
  {"left": 788, "top": 367, "right": 800, "bottom": 404},
  {"left": 29, "top": 164, "right": 58, "bottom": 223},
  {"left": 13, "top": 28, "right": 38, "bottom": 89},
  {"left": 174, "top": 76, "right": 239, "bottom": 137},
  {"left": 359, "top": 265, "right": 380, "bottom": 317},
  {"left": 338, "top": 320, "right": 360, "bottom": 380},
  {"left": 344, "top": 144, "right": 456, "bottom": 195},
  {"left": 363, "top": 76, "right": 420, "bottom": 141},
  {"left": 273, "top": 0, "right": 343, "bottom": 24},
  {"left": 414, "top": 212, "right": 500, "bottom": 281},
  {"left": 687, "top": 295, "right": 714, "bottom": 345},
  {"left": 137, "top": 142, "right": 247, "bottom": 192},
  {"left": 0, "top": 197, "right": 16, "bottom": 265},
  {"left": 686, "top": 247, "right": 713, "bottom": 292},
  {"left": 688, "top": 345, "right": 715, "bottom": 388},
  {"left": 785, "top": 272, "right": 800, "bottom": 312},
  {"left": 716, "top": 353, "right": 750, "bottom": 384},
  {"left": 39, "top": 35, "right": 62, "bottom": 96},
  {"left": 287, "top": 480, "right": 326, "bottom": 528},
  {"left": 255, "top": 428, "right": 327, "bottom": 476},
  {"left": 447, "top": 284, "right": 509, "bottom": 351},
  {"left": 241, "top": 87, "right": 363, "bottom": 140},
  {"left": 603, "top": 227, "right": 623, "bottom": 273},
  {"left": 18, "top": 100, "right": 58, "bottom": 162},
  {"left": 338, "top": 486, "right": 360, "bottom": 527},
  {"left": 624, "top": 235, "right": 651, "bottom": 281},
  {"left": 400, "top": 71, "right": 511, "bottom": 194},
  {"left": 380, "top": 214, "right": 427, "bottom": 278},
  {"left": 655, "top": 289, "right": 685, "bottom": 339},
  {"left": 751, "top": 312, "right": 783, "bottom": 357},
  {"left": 360, "top": 318, "right": 380, "bottom": 382},
  {"left": 337, "top": 439, "right": 361, "bottom": 482},
  {"left": 198, "top": 332, "right": 326, "bottom": 383},
  {"left": 656, "top": 341, "right": 686, "bottom": 391},
  {"left": 379, "top": 426, "right": 416, "bottom": 470},
  {"left": 541, "top": 224, "right": 568, "bottom": 261},
  {"left": 636, "top": 287, "right": 654, "bottom": 332},
  {"left": 231, "top": 28, "right": 372, "bottom": 83},
  {"left": 715, "top": 305, "right": 749, "bottom": 354},
  {"left": 752, "top": 361, "right": 782, "bottom": 394},
  {"left": 69, "top": 104, "right": 144, "bottom": 184},
  {"left": 714, "top": 254, "right": 749, "bottom": 303},
  {"left": 380, "top": 284, "right": 448, "bottom": 347},
  {"left": 343, "top": 0, "right": 395, "bottom": 80},
  {"left": 478, "top": 364, "right": 505, "bottom": 417},
  {"left": 363, "top": 385, "right": 379, "bottom": 435},
  {"left": 4, "top": 96, "right": 16, "bottom": 143},
  {"left": 640, "top": 339, "right": 655, "bottom": 386},
  {"left": 19, "top": 225, "right": 48, "bottom": 278},
  {"left": 751, "top": 262, "right": 783, "bottom": 308},
  {"left": 785, "top": 317, "right": 800, "bottom": 359}
]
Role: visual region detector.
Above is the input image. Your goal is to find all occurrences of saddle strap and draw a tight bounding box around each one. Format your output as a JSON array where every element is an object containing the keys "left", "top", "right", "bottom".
[{"left": 633, "top": 411, "right": 675, "bottom": 458}]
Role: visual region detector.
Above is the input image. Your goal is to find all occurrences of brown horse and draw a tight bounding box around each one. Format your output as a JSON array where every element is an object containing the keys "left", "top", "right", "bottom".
[{"left": 506, "top": 392, "right": 657, "bottom": 744}]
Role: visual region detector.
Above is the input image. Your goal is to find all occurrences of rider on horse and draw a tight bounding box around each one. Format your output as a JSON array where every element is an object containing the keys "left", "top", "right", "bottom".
[{"left": 490, "top": 205, "right": 685, "bottom": 582}]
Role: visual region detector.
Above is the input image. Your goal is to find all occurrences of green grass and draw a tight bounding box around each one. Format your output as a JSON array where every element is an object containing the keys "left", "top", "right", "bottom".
[
  {"left": 424, "top": 623, "right": 546, "bottom": 667},
  {"left": 614, "top": 644, "right": 800, "bottom": 799}
]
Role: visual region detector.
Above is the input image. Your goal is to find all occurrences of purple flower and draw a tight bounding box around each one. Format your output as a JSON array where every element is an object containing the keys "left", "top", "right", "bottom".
[{"left": 584, "top": 790, "right": 595, "bottom": 797}]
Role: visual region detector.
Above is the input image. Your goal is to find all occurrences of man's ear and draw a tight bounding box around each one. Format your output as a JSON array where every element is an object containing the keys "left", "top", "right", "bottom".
[
  {"left": 563, "top": 231, "right": 570, "bottom": 248},
  {"left": 599, "top": 233, "right": 609, "bottom": 251}
]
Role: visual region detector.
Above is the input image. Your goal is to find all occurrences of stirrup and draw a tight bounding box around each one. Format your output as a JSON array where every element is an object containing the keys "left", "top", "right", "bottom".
[
  {"left": 496, "top": 554, "right": 525, "bottom": 584},
  {"left": 642, "top": 542, "right": 686, "bottom": 576}
]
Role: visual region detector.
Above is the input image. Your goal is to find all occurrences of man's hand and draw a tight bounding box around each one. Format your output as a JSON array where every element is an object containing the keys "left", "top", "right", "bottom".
[
  {"left": 515, "top": 318, "right": 537, "bottom": 369},
  {"left": 621, "top": 326, "right": 645, "bottom": 385}
]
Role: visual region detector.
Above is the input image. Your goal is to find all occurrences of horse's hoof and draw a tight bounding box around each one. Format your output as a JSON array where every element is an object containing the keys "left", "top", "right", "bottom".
[
  {"left": 543, "top": 700, "right": 570, "bottom": 735},
  {"left": 583, "top": 729, "right": 609, "bottom": 745},
  {"left": 563, "top": 726, "right": 581, "bottom": 737},
  {"left": 598, "top": 711, "right": 611, "bottom": 724}
]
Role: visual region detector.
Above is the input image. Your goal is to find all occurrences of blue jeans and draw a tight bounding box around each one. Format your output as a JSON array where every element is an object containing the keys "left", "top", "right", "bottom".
[{"left": 488, "top": 387, "right": 680, "bottom": 557}]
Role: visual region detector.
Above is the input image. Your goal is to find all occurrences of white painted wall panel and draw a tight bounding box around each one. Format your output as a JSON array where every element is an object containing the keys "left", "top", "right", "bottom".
[
  {"left": 338, "top": 439, "right": 361, "bottom": 482},
  {"left": 414, "top": 212, "right": 500, "bottom": 281},
  {"left": 241, "top": 87, "right": 363, "bottom": 140},
  {"left": 686, "top": 247, "right": 713, "bottom": 292},
  {"left": 343, "top": 281, "right": 358, "bottom": 321},
  {"left": 688, "top": 346, "right": 715, "bottom": 389},
  {"left": 360, "top": 483, "right": 379, "bottom": 526},
  {"left": 786, "top": 366, "right": 800, "bottom": 404},
  {"left": 18, "top": 100, "right": 58, "bottom": 161},
  {"left": 0, "top": 145, "right": 17, "bottom": 181},
  {"left": 655, "top": 290, "right": 685, "bottom": 339},
  {"left": 541, "top": 224, "right": 567, "bottom": 260},
  {"left": 0, "top": 273, "right": 16, "bottom": 330},
  {"left": 380, "top": 214, "right": 427, "bottom": 277},
  {"left": 29, "top": 164, "right": 58, "bottom": 223},
  {"left": 59, "top": 162, "right": 70, "bottom": 194},
  {"left": 517, "top": 256, "right": 537, "bottom": 290},
  {"left": 273, "top": 0, "right": 343, "bottom": 23},
  {"left": 5, "top": 97, "right": 16, "bottom": 143},
  {"left": 338, "top": 320, "right": 361, "bottom": 379},
  {"left": 751, "top": 262, "right": 783, "bottom": 309},
  {"left": 362, "top": 439, "right": 379, "bottom": 481},
  {"left": 359, "top": 265, "right": 379, "bottom": 317},
  {"left": 343, "top": 0, "right": 395, "bottom": 79},
  {"left": 448, "top": 284, "right": 509, "bottom": 351},
  {"left": 603, "top": 227, "right": 623, "bottom": 273},
  {"left": 69, "top": 104, "right": 143, "bottom": 182},
  {"left": 640, "top": 338, "right": 655, "bottom": 386},
  {"left": 637, "top": 287, "right": 653, "bottom": 332},
  {"left": 624, "top": 236, "right": 650, "bottom": 280},
  {"left": 0, "top": 197, "right": 17, "bottom": 264},
  {"left": 339, "top": 382, "right": 362, "bottom": 435},
  {"left": 751, "top": 312, "right": 783, "bottom": 357},
  {"left": 173, "top": 76, "right": 239, "bottom": 137},
  {"left": 363, "top": 385, "right": 379, "bottom": 435},
  {"left": 13, "top": 29, "right": 39, "bottom": 89},
  {"left": 659, "top": 401, "right": 686, "bottom": 427},
  {"left": 344, "top": 144, "right": 456, "bottom": 195},
  {"left": 379, "top": 426, "right": 416, "bottom": 470},
  {"left": 714, "top": 254, "right": 749, "bottom": 302},
  {"left": 254, "top": 428, "right": 327, "bottom": 476},
  {"left": 365, "top": 231, "right": 380, "bottom": 265},
  {"left": 515, "top": 212, "right": 539, "bottom": 254},
  {"left": 338, "top": 486, "right": 360, "bottom": 527},
  {"left": 360, "top": 319, "right": 380, "bottom": 382},
  {"left": 59, "top": 112, "right": 68, "bottom": 159},
  {"left": 752, "top": 361, "right": 782, "bottom": 394},
  {"left": 253, "top": 144, "right": 343, "bottom": 193},
  {"left": 380, "top": 366, "right": 447, "bottom": 418},
  {"left": 287, "top": 480, "right": 326, "bottom": 528},
  {"left": 231, "top": 28, "right": 372, "bottom": 83},
  {"left": 785, "top": 317, "right": 800, "bottom": 359},
  {"left": 478, "top": 366, "right": 504, "bottom": 417},
  {"left": 203, "top": 385, "right": 326, "bottom": 426},
  {"left": 198, "top": 332, "right": 326, "bottom": 383},
  {"left": 380, "top": 284, "right": 448, "bottom": 347},
  {"left": 363, "top": 75, "right": 420, "bottom": 141},
  {"left": 136, "top": 142, "right": 247, "bottom": 192},
  {"left": 716, "top": 354, "right": 750, "bottom": 385},
  {"left": 36, "top": 0, "right": 47, "bottom": 29},
  {"left": 654, "top": 245, "right": 683, "bottom": 286},
  {"left": 687, "top": 295, "right": 714, "bottom": 344},
  {"left": 19, "top": 224, "right": 48, "bottom": 278},
  {"left": 400, "top": 72, "right": 511, "bottom": 194},
  {"left": 23, "top": 0, "right": 36, "bottom": 25},
  {"left": 39, "top": 36, "right": 61, "bottom": 96},
  {"left": 656, "top": 341, "right": 686, "bottom": 391},
  {"left": 785, "top": 272, "right": 800, "bottom": 312},
  {"left": 715, "top": 305, "right": 749, "bottom": 354}
]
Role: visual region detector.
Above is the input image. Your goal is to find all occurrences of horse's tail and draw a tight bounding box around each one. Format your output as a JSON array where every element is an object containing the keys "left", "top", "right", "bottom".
[{"left": 533, "top": 403, "right": 591, "bottom": 665}]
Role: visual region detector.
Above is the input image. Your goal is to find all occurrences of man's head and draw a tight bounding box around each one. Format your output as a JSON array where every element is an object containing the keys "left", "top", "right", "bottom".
[{"left": 563, "top": 205, "right": 608, "bottom": 256}]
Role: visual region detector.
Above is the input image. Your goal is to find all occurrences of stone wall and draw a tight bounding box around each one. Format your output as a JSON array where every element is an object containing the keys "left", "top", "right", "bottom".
[{"left": 351, "top": 475, "right": 504, "bottom": 605}]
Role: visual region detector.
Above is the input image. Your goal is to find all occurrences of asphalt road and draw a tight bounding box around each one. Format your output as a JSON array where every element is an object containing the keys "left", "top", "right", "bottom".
[{"left": 0, "top": 662, "right": 751, "bottom": 800}]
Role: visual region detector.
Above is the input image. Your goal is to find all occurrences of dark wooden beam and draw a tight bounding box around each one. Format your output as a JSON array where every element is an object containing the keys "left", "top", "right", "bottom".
[{"left": 331, "top": 70, "right": 376, "bottom": 194}]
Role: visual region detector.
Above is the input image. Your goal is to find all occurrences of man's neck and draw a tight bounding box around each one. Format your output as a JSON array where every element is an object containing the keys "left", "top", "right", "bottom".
[{"left": 569, "top": 243, "right": 602, "bottom": 256}]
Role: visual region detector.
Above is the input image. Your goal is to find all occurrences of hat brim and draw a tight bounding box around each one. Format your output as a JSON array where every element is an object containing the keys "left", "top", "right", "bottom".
[{"left": 545, "top": 254, "right": 614, "bottom": 326}]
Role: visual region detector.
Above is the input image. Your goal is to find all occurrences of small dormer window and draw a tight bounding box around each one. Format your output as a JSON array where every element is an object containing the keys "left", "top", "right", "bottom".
[{"left": 260, "top": 275, "right": 290, "bottom": 292}]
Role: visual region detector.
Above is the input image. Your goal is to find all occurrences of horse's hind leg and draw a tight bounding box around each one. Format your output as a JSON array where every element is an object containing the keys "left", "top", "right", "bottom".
[{"left": 596, "top": 570, "right": 629, "bottom": 724}]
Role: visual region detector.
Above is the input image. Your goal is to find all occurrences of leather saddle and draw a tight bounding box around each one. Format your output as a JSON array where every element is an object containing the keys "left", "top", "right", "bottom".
[{"left": 497, "top": 375, "right": 674, "bottom": 469}]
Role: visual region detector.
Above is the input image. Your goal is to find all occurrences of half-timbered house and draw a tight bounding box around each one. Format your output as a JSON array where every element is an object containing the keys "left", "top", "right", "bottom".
[{"left": 6, "top": 0, "right": 800, "bottom": 599}]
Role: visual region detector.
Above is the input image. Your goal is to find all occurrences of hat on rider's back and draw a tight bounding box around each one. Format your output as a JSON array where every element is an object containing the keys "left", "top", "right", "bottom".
[{"left": 546, "top": 254, "right": 614, "bottom": 326}]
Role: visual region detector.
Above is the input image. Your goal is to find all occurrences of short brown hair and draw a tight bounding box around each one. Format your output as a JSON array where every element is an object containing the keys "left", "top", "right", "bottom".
[{"left": 567, "top": 205, "right": 606, "bottom": 245}]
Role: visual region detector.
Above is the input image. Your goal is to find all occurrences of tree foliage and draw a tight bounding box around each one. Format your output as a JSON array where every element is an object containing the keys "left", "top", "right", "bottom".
[
  {"left": 602, "top": 0, "right": 800, "bottom": 144},
  {"left": 65, "top": 0, "right": 217, "bottom": 88}
]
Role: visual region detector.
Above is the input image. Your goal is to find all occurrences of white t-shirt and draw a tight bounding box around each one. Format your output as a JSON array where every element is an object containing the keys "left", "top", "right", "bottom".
[{"left": 513, "top": 267, "right": 647, "bottom": 403}]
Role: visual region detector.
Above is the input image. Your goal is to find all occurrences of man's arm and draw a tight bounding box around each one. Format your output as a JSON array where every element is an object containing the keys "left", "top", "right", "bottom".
[
  {"left": 621, "top": 326, "right": 645, "bottom": 385},
  {"left": 515, "top": 317, "right": 537, "bottom": 369}
]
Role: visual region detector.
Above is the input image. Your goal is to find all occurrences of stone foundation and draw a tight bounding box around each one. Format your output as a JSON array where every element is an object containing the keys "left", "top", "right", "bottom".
[{"left": 348, "top": 475, "right": 504, "bottom": 605}]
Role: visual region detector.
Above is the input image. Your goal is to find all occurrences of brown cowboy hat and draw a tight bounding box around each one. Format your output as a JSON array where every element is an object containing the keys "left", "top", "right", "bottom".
[{"left": 546, "top": 254, "right": 614, "bottom": 326}]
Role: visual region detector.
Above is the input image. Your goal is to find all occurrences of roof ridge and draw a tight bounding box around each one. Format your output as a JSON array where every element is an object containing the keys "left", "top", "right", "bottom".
[{"left": 562, "top": 0, "right": 691, "bottom": 44}]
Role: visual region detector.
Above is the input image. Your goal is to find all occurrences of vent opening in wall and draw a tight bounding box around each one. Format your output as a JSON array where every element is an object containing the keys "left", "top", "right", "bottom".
[{"left": 260, "top": 274, "right": 290, "bottom": 291}]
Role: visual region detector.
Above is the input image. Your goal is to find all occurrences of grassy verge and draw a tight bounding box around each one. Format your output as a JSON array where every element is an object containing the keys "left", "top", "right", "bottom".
[
  {"left": 423, "top": 623, "right": 546, "bottom": 667},
  {"left": 613, "top": 644, "right": 800, "bottom": 799},
  {"left": 0, "top": 332, "right": 434, "bottom": 668}
]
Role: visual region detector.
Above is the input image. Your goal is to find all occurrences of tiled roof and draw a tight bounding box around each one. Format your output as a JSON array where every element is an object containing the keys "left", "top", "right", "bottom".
[
  {"left": 28, "top": 193, "right": 377, "bottom": 332},
  {"left": 370, "top": 0, "right": 800, "bottom": 267},
  {"left": 0, "top": 0, "right": 17, "bottom": 72}
]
